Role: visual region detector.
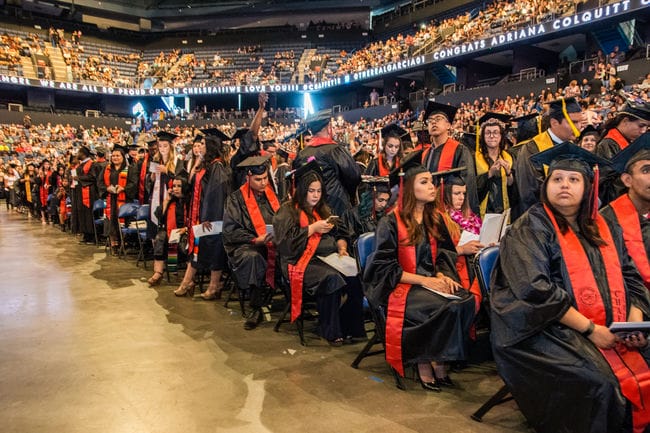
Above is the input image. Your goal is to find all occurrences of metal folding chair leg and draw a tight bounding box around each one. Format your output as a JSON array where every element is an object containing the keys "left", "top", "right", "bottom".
[{"left": 470, "top": 384, "right": 512, "bottom": 422}]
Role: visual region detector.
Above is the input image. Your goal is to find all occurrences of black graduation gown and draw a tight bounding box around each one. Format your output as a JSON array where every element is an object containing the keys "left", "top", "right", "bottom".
[
  {"left": 595, "top": 134, "right": 630, "bottom": 206},
  {"left": 293, "top": 142, "right": 361, "bottom": 217},
  {"left": 230, "top": 131, "right": 258, "bottom": 187},
  {"left": 476, "top": 154, "right": 518, "bottom": 215},
  {"left": 512, "top": 131, "right": 560, "bottom": 220},
  {"left": 364, "top": 156, "right": 396, "bottom": 177},
  {"left": 223, "top": 188, "right": 276, "bottom": 290},
  {"left": 194, "top": 160, "right": 232, "bottom": 271},
  {"left": 596, "top": 135, "right": 627, "bottom": 161},
  {"left": 363, "top": 212, "right": 477, "bottom": 365},
  {"left": 341, "top": 204, "right": 380, "bottom": 249},
  {"left": 423, "top": 139, "right": 479, "bottom": 214},
  {"left": 97, "top": 164, "right": 138, "bottom": 238},
  {"left": 152, "top": 195, "right": 187, "bottom": 260},
  {"left": 73, "top": 160, "right": 100, "bottom": 236},
  {"left": 490, "top": 204, "right": 650, "bottom": 433},
  {"left": 601, "top": 203, "right": 650, "bottom": 279},
  {"left": 271, "top": 162, "right": 291, "bottom": 203}
]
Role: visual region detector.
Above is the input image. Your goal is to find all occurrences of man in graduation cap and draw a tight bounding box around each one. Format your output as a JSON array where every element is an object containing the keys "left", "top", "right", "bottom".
[
  {"left": 491, "top": 142, "right": 650, "bottom": 433},
  {"left": 223, "top": 155, "right": 280, "bottom": 330},
  {"left": 421, "top": 101, "right": 479, "bottom": 214},
  {"left": 292, "top": 109, "right": 361, "bottom": 217},
  {"left": 601, "top": 133, "right": 650, "bottom": 289},
  {"left": 596, "top": 100, "right": 650, "bottom": 160},
  {"left": 513, "top": 97, "right": 586, "bottom": 220},
  {"left": 70, "top": 145, "right": 99, "bottom": 243}
]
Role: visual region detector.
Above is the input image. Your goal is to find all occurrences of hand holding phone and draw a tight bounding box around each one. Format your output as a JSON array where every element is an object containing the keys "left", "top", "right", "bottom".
[{"left": 326, "top": 215, "right": 340, "bottom": 224}]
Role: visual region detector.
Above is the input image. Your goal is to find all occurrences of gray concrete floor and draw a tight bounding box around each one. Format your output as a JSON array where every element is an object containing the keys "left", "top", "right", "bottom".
[{"left": 0, "top": 206, "right": 530, "bottom": 433}]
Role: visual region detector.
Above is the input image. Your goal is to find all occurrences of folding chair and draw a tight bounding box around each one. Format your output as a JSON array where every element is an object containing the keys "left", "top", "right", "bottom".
[
  {"left": 92, "top": 199, "right": 106, "bottom": 246},
  {"left": 117, "top": 202, "right": 140, "bottom": 257},
  {"left": 273, "top": 275, "right": 315, "bottom": 346},
  {"left": 135, "top": 204, "right": 151, "bottom": 269},
  {"left": 470, "top": 245, "right": 513, "bottom": 422},
  {"left": 349, "top": 232, "right": 406, "bottom": 390}
]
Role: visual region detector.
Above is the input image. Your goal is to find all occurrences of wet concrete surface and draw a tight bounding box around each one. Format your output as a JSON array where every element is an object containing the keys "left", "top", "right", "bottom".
[{"left": 0, "top": 206, "right": 530, "bottom": 433}]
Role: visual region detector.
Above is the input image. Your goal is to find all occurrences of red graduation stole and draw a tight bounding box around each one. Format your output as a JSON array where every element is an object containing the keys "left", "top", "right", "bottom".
[
  {"left": 39, "top": 169, "right": 51, "bottom": 207},
  {"left": 610, "top": 194, "right": 650, "bottom": 289},
  {"left": 80, "top": 160, "right": 93, "bottom": 208},
  {"left": 545, "top": 204, "right": 650, "bottom": 433},
  {"left": 385, "top": 209, "right": 438, "bottom": 377},
  {"left": 605, "top": 128, "right": 630, "bottom": 151},
  {"left": 421, "top": 138, "right": 459, "bottom": 171},
  {"left": 378, "top": 154, "right": 399, "bottom": 177},
  {"left": 288, "top": 208, "right": 321, "bottom": 322},
  {"left": 186, "top": 168, "right": 205, "bottom": 256},
  {"left": 59, "top": 189, "right": 67, "bottom": 221},
  {"left": 241, "top": 181, "right": 281, "bottom": 289},
  {"left": 103, "top": 165, "right": 128, "bottom": 219},
  {"left": 138, "top": 153, "right": 149, "bottom": 205}
]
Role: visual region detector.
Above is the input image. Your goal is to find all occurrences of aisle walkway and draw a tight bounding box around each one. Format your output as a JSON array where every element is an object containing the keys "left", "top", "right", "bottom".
[{"left": 0, "top": 206, "right": 528, "bottom": 433}]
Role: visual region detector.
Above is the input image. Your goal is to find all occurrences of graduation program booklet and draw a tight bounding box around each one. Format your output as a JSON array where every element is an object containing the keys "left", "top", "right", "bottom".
[
  {"left": 317, "top": 253, "right": 359, "bottom": 277},
  {"left": 168, "top": 228, "right": 183, "bottom": 244},
  {"left": 479, "top": 208, "right": 510, "bottom": 245},
  {"left": 192, "top": 221, "right": 223, "bottom": 238},
  {"left": 421, "top": 285, "right": 462, "bottom": 300},
  {"left": 609, "top": 322, "right": 650, "bottom": 335}
]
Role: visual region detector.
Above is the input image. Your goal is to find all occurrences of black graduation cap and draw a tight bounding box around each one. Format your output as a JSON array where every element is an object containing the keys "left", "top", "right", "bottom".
[
  {"left": 200, "top": 128, "right": 231, "bottom": 142},
  {"left": 530, "top": 142, "right": 611, "bottom": 180},
  {"left": 512, "top": 113, "right": 541, "bottom": 142},
  {"left": 388, "top": 149, "right": 424, "bottom": 187},
  {"left": 610, "top": 133, "right": 650, "bottom": 174},
  {"left": 78, "top": 145, "right": 92, "bottom": 157},
  {"left": 362, "top": 176, "right": 391, "bottom": 195},
  {"left": 236, "top": 155, "right": 271, "bottom": 175},
  {"left": 289, "top": 157, "right": 322, "bottom": 181},
  {"left": 193, "top": 134, "right": 204, "bottom": 143},
  {"left": 129, "top": 143, "right": 141, "bottom": 150},
  {"left": 430, "top": 166, "right": 466, "bottom": 186},
  {"left": 423, "top": 101, "right": 458, "bottom": 123},
  {"left": 156, "top": 131, "right": 178, "bottom": 142},
  {"left": 512, "top": 113, "right": 539, "bottom": 124},
  {"left": 231, "top": 128, "right": 250, "bottom": 141},
  {"left": 381, "top": 123, "right": 409, "bottom": 140},
  {"left": 112, "top": 144, "right": 128, "bottom": 155},
  {"left": 261, "top": 140, "right": 276, "bottom": 150},
  {"left": 276, "top": 148, "right": 290, "bottom": 161},
  {"left": 282, "top": 126, "right": 308, "bottom": 144},
  {"left": 548, "top": 97, "right": 582, "bottom": 116},
  {"left": 305, "top": 110, "right": 332, "bottom": 134},
  {"left": 478, "top": 112, "right": 512, "bottom": 126},
  {"left": 619, "top": 101, "right": 650, "bottom": 121},
  {"left": 578, "top": 125, "right": 600, "bottom": 142},
  {"left": 95, "top": 146, "right": 107, "bottom": 156}
]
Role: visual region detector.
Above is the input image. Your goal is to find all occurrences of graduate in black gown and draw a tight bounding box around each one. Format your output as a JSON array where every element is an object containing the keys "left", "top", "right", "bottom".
[
  {"left": 363, "top": 151, "right": 477, "bottom": 391},
  {"left": 364, "top": 124, "right": 406, "bottom": 177},
  {"left": 223, "top": 155, "right": 281, "bottom": 330},
  {"left": 175, "top": 129, "right": 232, "bottom": 300},
  {"left": 273, "top": 160, "right": 365, "bottom": 345},
  {"left": 71, "top": 146, "right": 99, "bottom": 243},
  {"left": 341, "top": 178, "right": 391, "bottom": 248},
  {"left": 491, "top": 143, "right": 650, "bottom": 433}
]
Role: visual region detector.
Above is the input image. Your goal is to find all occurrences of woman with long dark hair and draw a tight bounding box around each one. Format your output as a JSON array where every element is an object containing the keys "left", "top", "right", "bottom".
[
  {"left": 98, "top": 145, "right": 137, "bottom": 255},
  {"left": 273, "top": 160, "right": 365, "bottom": 346},
  {"left": 363, "top": 152, "right": 477, "bottom": 391},
  {"left": 490, "top": 143, "right": 650, "bottom": 433},
  {"left": 365, "top": 125, "right": 405, "bottom": 177}
]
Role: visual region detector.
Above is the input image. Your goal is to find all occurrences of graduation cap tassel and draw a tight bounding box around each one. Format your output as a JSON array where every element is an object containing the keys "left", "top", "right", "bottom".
[
  {"left": 437, "top": 178, "right": 445, "bottom": 212},
  {"left": 398, "top": 171, "right": 404, "bottom": 210},
  {"left": 591, "top": 165, "right": 599, "bottom": 221},
  {"left": 560, "top": 97, "right": 581, "bottom": 139},
  {"left": 372, "top": 185, "right": 377, "bottom": 220}
]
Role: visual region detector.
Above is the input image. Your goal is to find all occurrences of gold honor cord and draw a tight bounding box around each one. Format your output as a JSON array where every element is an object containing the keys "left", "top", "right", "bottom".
[{"left": 561, "top": 97, "right": 581, "bottom": 139}]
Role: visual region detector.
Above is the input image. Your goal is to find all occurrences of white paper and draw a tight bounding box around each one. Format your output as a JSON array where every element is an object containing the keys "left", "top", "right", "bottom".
[
  {"left": 458, "top": 230, "right": 479, "bottom": 246},
  {"left": 265, "top": 224, "right": 274, "bottom": 235},
  {"left": 148, "top": 162, "right": 160, "bottom": 173},
  {"left": 192, "top": 221, "right": 223, "bottom": 238},
  {"left": 421, "top": 285, "right": 462, "bottom": 300},
  {"left": 479, "top": 209, "right": 510, "bottom": 245},
  {"left": 317, "top": 253, "right": 359, "bottom": 277},
  {"left": 168, "top": 228, "right": 183, "bottom": 244}
]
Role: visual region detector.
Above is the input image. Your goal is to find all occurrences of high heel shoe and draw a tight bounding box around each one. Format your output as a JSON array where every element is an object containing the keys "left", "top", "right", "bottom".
[
  {"left": 200, "top": 283, "right": 223, "bottom": 300},
  {"left": 174, "top": 283, "right": 195, "bottom": 297},
  {"left": 435, "top": 375, "right": 455, "bottom": 388},
  {"left": 147, "top": 272, "right": 163, "bottom": 287},
  {"left": 419, "top": 377, "right": 442, "bottom": 392}
]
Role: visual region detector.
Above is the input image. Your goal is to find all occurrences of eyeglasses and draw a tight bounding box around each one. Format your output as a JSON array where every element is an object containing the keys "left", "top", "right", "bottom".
[
  {"left": 427, "top": 116, "right": 448, "bottom": 124},
  {"left": 484, "top": 131, "right": 501, "bottom": 137}
]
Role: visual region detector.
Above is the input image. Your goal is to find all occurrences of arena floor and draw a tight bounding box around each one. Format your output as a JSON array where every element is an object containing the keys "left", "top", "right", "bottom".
[{"left": 0, "top": 205, "right": 530, "bottom": 433}]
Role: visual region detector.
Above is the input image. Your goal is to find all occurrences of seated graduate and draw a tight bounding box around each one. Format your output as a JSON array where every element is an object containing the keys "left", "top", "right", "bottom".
[
  {"left": 578, "top": 125, "right": 600, "bottom": 153},
  {"left": 365, "top": 124, "right": 407, "bottom": 177},
  {"left": 175, "top": 129, "right": 232, "bottom": 300},
  {"left": 98, "top": 145, "right": 138, "bottom": 255},
  {"left": 363, "top": 150, "right": 477, "bottom": 391},
  {"left": 341, "top": 178, "right": 391, "bottom": 248},
  {"left": 601, "top": 133, "right": 650, "bottom": 289},
  {"left": 223, "top": 155, "right": 281, "bottom": 331},
  {"left": 273, "top": 159, "right": 365, "bottom": 346},
  {"left": 147, "top": 175, "right": 189, "bottom": 286},
  {"left": 490, "top": 142, "right": 650, "bottom": 433}
]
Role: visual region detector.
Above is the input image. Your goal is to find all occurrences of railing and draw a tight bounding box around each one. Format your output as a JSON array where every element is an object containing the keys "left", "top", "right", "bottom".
[
  {"left": 442, "top": 83, "right": 456, "bottom": 95},
  {"left": 508, "top": 67, "right": 544, "bottom": 82},
  {"left": 569, "top": 57, "right": 598, "bottom": 75}
]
